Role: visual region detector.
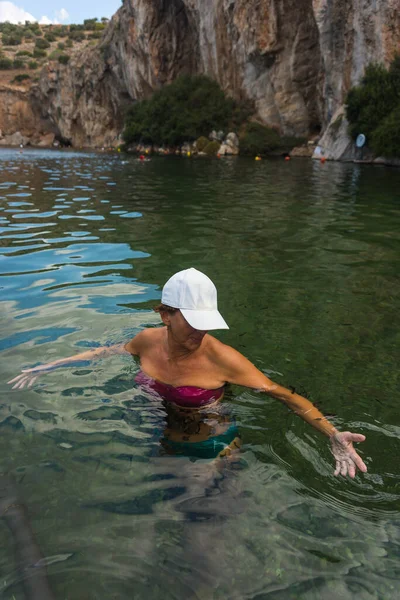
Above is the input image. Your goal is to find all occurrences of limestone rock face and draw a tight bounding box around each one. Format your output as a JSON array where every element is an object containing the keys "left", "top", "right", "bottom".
[
  {"left": 0, "top": 85, "right": 45, "bottom": 142},
  {"left": 6, "top": 0, "right": 400, "bottom": 151}
]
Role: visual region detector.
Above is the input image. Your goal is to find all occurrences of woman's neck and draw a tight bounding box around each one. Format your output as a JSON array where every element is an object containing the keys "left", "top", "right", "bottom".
[{"left": 164, "top": 328, "right": 202, "bottom": 362}]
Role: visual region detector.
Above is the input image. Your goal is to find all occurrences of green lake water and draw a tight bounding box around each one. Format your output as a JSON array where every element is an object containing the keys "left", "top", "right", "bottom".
[{"left": 0, "top": 148, "right": 399, "bottom": 599}]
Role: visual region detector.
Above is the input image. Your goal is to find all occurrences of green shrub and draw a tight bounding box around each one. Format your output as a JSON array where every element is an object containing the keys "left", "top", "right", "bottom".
[
  {"left": 345, "top": 62, "right": 399, "bottom": 140},
  {"left": 35, "top": 38, "right": 50, "bottom": 50},
  {"left": 0, "top": 57, "right": 13, "bottom": 69},
  {"left": 240, "top": 122, "right": 281, "bottom": 155},
  {"left": 2, "top": 35, "right": 22, "bottom": 46},
  {"left": 12, "top": 73, "right": 30, "bottom": 83},
  {"left": 124, "top": 75, "right": 248, "bottom": 147},
  {"left": 28, "top": 60, "right": 38, "bottom": 69},
  {"left": 69, "top": 30, "right": 86, "bottom": 42},
  {"left": 49, "top": 50, "right": 62, "bottom": 60},
  {"left": 13, "top": 59, "right": 24, "bottom": 69},
  {"left": 345, "top": 57, "right": 400, "bottom": 157},
  {"left": 58, "top": 54, "right": 70, "bottom": 65},
  {"left": 33, "top": 48, "right": 47, "bottom": 58},
  {"left": 16, "top": 50, "right": 32, "bottom": 57},
  {"left": 45, "top": 33, "right": 56, "bottom": 43},
  {"left": 371, "top": 105, "right": 400, "bottom": 158},
  {"left": 57, "top": 25, "right": 69, "bottom": 37},
  {"left": 29, "top": 23, "right": 41, "bottom": 35},
  {"left": 196, "top": 136, "right": 209, "bottom": 152},
  {"left": 65, "top": 39, "right": 73, "bottom": 48},
  {"left": 83, "top": 18, "right": 98, "bottom": 31},
  {"left": 203, "top": 141, "right": 221, "bottom": 155},
  {"left": 57, "top": 42, "right": 65, "bottom": 50}
]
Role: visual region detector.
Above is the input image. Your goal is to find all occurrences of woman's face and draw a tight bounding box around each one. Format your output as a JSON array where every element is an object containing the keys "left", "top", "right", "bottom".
[{"left": 162, "top": 310, "right": 207, "bottom": 351}]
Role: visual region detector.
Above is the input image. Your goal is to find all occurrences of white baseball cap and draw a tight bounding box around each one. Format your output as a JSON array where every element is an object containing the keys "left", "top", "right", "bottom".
[{"left": 161, "top": 268, "right": 229, "bottom": 331}]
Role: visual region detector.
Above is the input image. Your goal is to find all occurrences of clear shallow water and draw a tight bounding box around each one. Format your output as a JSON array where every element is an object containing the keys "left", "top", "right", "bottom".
[{"left": 0, "top": 147, "right": 399, "bottom": 599}]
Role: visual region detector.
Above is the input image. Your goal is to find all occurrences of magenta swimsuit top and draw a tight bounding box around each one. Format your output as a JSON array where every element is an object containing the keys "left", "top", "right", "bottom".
[{"left": 135, "top": 371, "right": 224, "bottom": 408}]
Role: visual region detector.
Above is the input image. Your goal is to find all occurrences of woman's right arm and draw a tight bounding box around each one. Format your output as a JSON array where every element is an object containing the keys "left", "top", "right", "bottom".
[{"left": 7, "top": 340, "right": 139, "bottom": 390}]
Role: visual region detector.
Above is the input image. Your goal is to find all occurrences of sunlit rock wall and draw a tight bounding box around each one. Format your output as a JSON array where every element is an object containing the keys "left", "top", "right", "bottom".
[{"left": 30, "top": 0, "right": 400, "bottom": 150}]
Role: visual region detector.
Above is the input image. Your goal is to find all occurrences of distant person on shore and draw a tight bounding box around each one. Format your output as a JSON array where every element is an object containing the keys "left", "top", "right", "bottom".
[{"left": 8, "top": 268, "right": 368, "bottom": 478}]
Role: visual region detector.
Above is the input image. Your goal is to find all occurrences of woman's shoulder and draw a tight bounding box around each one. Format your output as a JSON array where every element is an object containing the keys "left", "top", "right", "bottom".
[
  {"left": 125, "top": 327, "right": 163, "bottom": 355},
  {"left": 205, "top": 335, "right": 250, "bottom": 368},
  {"left": 205, "top": 335, "right": 239, "bottom": 361}
]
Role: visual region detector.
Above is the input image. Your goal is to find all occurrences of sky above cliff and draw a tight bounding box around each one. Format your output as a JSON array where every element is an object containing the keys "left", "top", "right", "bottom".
[{"left": 0, "top": 1, "right": 121, "bottom": 24}]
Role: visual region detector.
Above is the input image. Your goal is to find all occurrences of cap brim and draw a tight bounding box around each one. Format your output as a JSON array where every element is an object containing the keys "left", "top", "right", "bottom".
[{"left": 180, "top": 308, "right": 229, "bottom": 331}]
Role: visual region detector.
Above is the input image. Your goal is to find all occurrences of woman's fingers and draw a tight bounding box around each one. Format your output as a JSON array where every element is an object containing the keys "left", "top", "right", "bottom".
[
  {"left": 7, "top": 374, "right": 25, "bottom": 384},
  {"left": 12, "top": 376, "right": 34, "bottom": 390},
  {"left": 12, "top": 377, "right": 28, "bottom": 389},
  {"left": 334, "top": 455, "right": 366, "bottom": 478},
  {"left": 349, "top": 433, "right": 366, "bottom": 443},
  {"left": 11, "top": 378, "right": 24, "bottom": 389},
  {"left": 350, "top": 450, "right": 368, "bottom": 473},
  {"left": 347, "top": 460, "right": 356, "bottom": 479},
  {"left": 9, "top": 372, "right": 41, "bottom": 389},
  {"left": 18, "top": 378, "right": 29, "bottom": 390},
  {"left": 27, "top": 376, "right": 38, "bottom": 388}
]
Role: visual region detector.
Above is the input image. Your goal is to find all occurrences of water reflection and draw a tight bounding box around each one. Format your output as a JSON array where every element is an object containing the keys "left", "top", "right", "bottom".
[
  {"left": 1, "top": 148, "right": 400, "bottom": 598},
  {"left": 0, "top": 476, "right": 56, "bottom": 600}
]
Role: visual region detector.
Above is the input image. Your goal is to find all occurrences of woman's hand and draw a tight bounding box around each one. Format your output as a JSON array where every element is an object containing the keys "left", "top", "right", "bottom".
[
  {"left": 330, "top": 431, "right": 367, "bottom": 478},
  {"left": 7, "top": 366, "right": 53, "bottom": 389}
]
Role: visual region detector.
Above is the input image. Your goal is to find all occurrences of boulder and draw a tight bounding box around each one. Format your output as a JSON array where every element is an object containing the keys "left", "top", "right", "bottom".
[
  {"left": 219, "top": 132, "right": 239, "bottom": 155},
  {"left": 290, "top": 146, "right": 313, "bottom": 157},
  {"left": 210, "top": 130, "right": 224, "bottom": 141},
  {"left": 0, "top": 131, "right": 29, "bottom": 146},
  {"left": 37, "top": 132, "right": 56, "bottom": 147}
]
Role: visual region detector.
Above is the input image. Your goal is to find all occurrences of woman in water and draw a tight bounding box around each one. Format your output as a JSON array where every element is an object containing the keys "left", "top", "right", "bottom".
[{"left": 8, "top": 268, "right": 367, "bottom": 478}]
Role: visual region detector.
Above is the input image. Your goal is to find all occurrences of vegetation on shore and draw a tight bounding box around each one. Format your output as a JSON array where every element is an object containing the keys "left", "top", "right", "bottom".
[
  {"left": 123, "top": 75, "right": 304, "bottom": 155},
  {"left": 123, "top": 75, "right": 252, "bottom": 147},
  {"left": 0, "top": 19, "right": 109, "bottom": 81},
  {"left": 346, "top": 57, "right": 400, "bottom": 158}
]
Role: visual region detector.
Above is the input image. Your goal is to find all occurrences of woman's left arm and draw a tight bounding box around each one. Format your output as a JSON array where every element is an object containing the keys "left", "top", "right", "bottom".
[{"left": 215, "top": 344, "right": 367, "bottom": 478}]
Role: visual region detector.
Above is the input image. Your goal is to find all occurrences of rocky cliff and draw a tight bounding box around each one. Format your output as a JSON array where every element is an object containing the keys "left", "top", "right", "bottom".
[
  {"left": 10, "top": 0, "right": 400, "bottom": 153},
  {"left": 0, "top": 81, "right": 57, "bottom": 147}
]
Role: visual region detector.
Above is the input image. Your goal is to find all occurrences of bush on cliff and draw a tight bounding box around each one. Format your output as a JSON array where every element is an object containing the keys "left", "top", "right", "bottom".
[
  {"left": 370, "top": 105, "right": 400, "bottom": 158},
  {"left": 346, "top": 57, "right": 400, "bottom": 157},
  {"left": 35, "top": 37, "right": 50, "bottom": 50},
  {"left": 196, "top": 136, "right": 209, "bottom": 152},
  {"left": 58, "top": 54, "right": 70, "bottom": 65},
  {"left": 203, "top": 141, "right": 221, "bottom": 156},
  {"left": 33, "top": 48, "right": 47, "bottom": 59},
  {"left": 239, "top": 122, "right": 281, "bottom": 155},
  {"left": 123, "top": 75, "right": 251, "bottom": 147},
  {"left": 69, "top": 30, "right": 86, "bottom": 42},
  {"left": 0, "top": 57, "right": 13, "bottom": 70},
  {"left": 12, "top": 73, "right": 30, "bottom": 83},
  {"left": 2, "top": 35, "right": 22, "bottom": 46}
]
